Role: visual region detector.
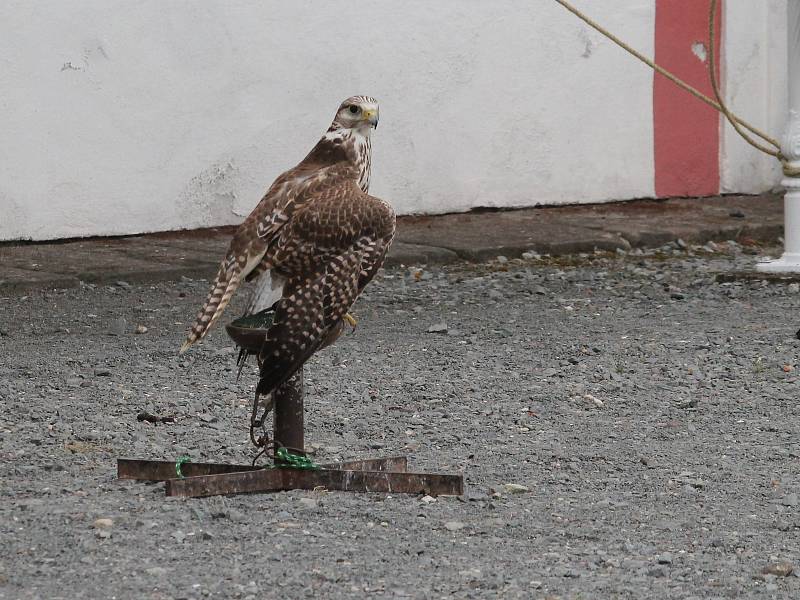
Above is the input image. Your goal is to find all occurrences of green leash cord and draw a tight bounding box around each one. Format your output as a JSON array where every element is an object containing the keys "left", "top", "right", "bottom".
[
  {"left": 274, "top": 447, "right": 319, "bottom": 470},
  {"left": 175, "top": 448, "right": 316, "bottom": 478},
  {"left": 175, "top": 455, "right": 192, "bottom": 479}
]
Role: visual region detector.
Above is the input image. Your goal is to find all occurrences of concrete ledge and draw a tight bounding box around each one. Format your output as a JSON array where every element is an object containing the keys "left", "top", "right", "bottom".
[
  {"left": 0, "top": 267, "right": 79, "bottom": 292},
  {"left": 0, "top": 193, "right": 784, "bottom": 292},
  {"left": 385, "top": 242, "right": 460, "bottom": 266},
  {"left": 397, "top": 194, "right": 782, "bottom": 261},
  {"left": 715, "top": 271, "right": 800, "bottom": 284}
]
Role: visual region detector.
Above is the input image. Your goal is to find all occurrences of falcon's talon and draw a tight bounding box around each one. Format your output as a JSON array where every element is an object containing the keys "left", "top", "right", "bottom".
[{"left": 344, "top": 313, "right": 358, "bottom": 330}]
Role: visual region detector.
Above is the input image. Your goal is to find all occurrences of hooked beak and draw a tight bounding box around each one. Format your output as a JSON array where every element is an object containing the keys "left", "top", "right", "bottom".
[{"left": 362, "top": 108, "right": 379, "bottom": 129}]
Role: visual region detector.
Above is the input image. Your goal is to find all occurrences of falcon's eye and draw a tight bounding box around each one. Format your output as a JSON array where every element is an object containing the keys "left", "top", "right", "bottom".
[{"left": 348, "top": 105, "right": 360, "bottom": 115}]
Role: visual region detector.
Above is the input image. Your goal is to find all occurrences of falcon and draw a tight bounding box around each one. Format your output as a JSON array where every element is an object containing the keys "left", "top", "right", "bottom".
[{"left": 180, "top": 95, "right": 395, "bottom": 399}]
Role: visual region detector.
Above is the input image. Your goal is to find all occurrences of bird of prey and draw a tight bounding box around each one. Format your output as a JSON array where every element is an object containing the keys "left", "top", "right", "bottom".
[{"left": 180, "top": 95, "right": 395, "bottom": 400}]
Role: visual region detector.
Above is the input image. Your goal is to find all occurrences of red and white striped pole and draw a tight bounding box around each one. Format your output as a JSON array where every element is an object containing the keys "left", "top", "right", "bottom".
[{"left": 757, "top": 1, "right": 800, "bottom": 272}]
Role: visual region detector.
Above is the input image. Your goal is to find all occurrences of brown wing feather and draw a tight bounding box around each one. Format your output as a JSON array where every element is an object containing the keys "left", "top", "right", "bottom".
[
  {"left": 179, "top": 229, "right": 267, "bottom": 353},
  {"left": 254, "top": 175, "right": 395, "bottom": 396},
  {"left": 255, "top": 246, "right": 364, "bottom": 398},
  {"left": 180, "top": 255, "right": 243, "bottom": 353},
  {"left": 179, "top": 176, "right": 296, "bottom": 352}
]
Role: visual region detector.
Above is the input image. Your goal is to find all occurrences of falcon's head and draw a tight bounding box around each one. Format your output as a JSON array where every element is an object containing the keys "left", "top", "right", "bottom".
[{"left": 330, "top": 96, "right": 379, "bottom": 133}]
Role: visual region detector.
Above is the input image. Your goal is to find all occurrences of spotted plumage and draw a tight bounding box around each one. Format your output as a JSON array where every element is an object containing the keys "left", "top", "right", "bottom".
[{"left": 181, "top": 96, "right": 394, "bottom": 398}]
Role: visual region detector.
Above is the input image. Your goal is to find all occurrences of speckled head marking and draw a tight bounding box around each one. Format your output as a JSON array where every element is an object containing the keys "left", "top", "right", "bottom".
[{"left": 323, "top": 96, "right": 378, "bottom": 192}]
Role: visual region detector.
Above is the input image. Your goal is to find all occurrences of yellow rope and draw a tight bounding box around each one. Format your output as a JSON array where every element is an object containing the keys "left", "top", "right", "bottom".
[
  {"left": 553, "top": 0, "right": 796, "bottom": 176},
  {"left": 706, "top": 0, "right": 782, "bottom": 156}
]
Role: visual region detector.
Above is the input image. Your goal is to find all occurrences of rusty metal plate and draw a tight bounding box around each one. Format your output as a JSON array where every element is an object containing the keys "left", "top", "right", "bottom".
[
  {"left": 117, "top": 454, "right": 410, "bottom": 482},
  {"left": 117, "top": 458, "right": 258, "bottom": 481},
  {"left": 165, "top": 468, "right": 463, "bottom": 498},
  {"left": 321, "top": 456, "right": 408, "bottom": 473}
]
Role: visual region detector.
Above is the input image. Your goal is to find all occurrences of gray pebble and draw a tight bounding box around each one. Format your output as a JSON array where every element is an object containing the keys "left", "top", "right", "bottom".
[
  {"left": 108, "top": 317, "right": 128, "bottom": 336},
  {"left": 762, "top": 562, "right": 793, "bottom": 577}
]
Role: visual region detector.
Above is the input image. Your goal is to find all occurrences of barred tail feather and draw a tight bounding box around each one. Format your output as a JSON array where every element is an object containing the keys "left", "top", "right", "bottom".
[{"left": 179, "top": 265, "right": 243, "bottom": 353}]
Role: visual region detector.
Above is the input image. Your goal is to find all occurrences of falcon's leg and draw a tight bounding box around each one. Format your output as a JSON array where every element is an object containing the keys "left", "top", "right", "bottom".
[{"left": 344, "top": 313, "right": 358, "bottom": 330}]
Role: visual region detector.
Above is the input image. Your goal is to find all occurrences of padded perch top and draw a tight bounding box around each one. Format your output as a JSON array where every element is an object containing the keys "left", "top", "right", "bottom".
[
  {"left": 225, "top": 309, "right": 276, "bottom": 352},
  {"left": 225, "top": 308, "right": 345, "bottom": 353}
]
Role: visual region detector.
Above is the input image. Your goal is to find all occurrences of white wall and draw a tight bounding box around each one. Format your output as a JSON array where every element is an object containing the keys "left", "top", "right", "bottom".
[
  {"left": 0, "top": 0, "right": 786, "bottom": 241},
  {"left": 721, "top": 0, "right": 787, "bottom": 193}
]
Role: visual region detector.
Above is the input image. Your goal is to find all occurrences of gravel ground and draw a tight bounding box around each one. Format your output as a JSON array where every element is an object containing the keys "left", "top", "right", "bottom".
[{"left": 2, "top": 241, "right": 800, "bottom": 599}]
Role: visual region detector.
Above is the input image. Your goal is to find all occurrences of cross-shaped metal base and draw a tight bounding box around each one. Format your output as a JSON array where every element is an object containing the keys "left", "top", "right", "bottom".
[
  {"left": 118, "top": 313, "right": 464, "bottom": 498},
  {"left": 117, "top": 454, "right": 463, "bottom": 498}
]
